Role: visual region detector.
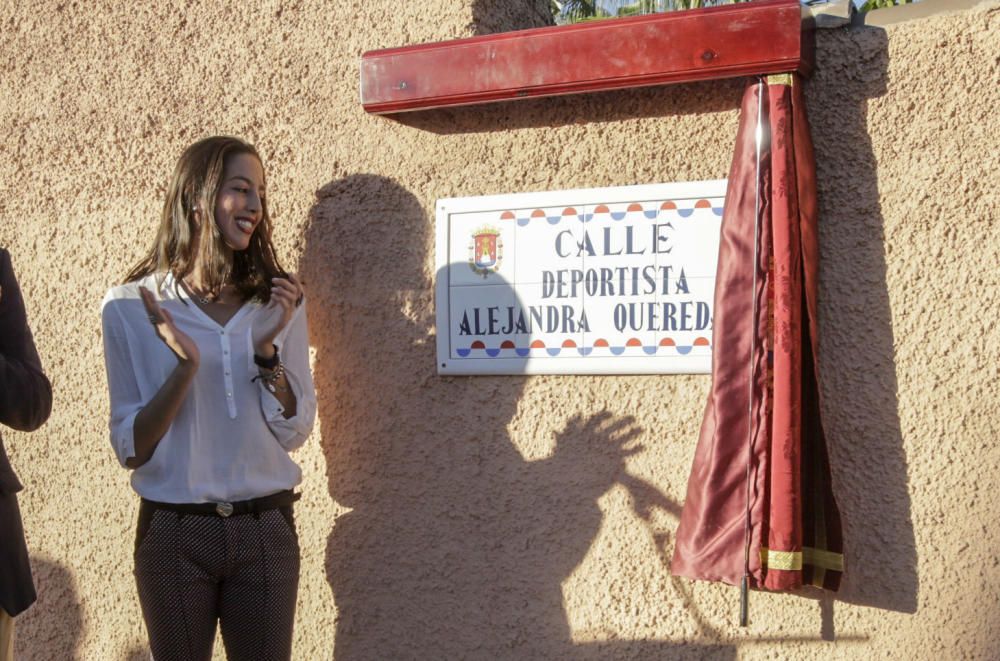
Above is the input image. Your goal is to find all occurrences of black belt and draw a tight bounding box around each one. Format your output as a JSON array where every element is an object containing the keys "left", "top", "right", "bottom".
[{"left": 141, "top": 490, "right": 300, "bottom": 518}]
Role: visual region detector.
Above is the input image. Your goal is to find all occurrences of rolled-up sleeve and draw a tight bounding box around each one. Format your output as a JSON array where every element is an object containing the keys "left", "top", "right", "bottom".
[
  {"left": 101, "top": 300, "right": 143, "bottom": 467},
  {"left": 258, "top": 303, "right": 316, "bottom": 451},
  {"left": 0, "top": 250, "right": 52, "bottom": 434}
]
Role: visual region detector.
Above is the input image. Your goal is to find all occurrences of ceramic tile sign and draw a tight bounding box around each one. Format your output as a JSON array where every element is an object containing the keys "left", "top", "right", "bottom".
[{"left": 435, "top": 180, "right": 725, "bottom": 374}]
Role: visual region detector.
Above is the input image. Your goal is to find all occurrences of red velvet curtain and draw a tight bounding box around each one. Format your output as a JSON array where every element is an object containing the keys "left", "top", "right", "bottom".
[{"left": 671, "top": 75, "right": 843, "bottom": 595}]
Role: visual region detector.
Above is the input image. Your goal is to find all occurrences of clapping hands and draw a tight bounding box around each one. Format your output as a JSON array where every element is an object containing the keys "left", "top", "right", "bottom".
[{"left": 139, "top": 286, "right": 200, "bottom": 367}]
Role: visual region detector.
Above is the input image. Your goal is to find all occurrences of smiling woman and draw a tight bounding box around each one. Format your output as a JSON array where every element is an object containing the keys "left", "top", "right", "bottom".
[
  {"left": 101, "top": 136, "right": 316, "bottom": 661},
  {"left": 123, "top": 137, "right": 285, "bottom": 304},
  {"left": 213, "top": 153, "right": 267, "bottom": 252}
]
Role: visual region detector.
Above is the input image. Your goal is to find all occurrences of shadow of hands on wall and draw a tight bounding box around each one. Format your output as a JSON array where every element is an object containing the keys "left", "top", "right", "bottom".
[
  {"left": 301, "top": 174, "right": 735, "bottom": 659},
  {"left": 17, "top": 557, "right": 83, "bottom": 660},
  {"left": 804, "top": 26, "right": 918, "bottom": 615}
]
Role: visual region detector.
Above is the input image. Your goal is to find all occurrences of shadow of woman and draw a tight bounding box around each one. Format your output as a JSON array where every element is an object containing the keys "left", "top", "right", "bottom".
[
  {"left": 15, "top": 557, "right": 84, "bottom": 660},
  {"left": 301, "top": 175, "right": 735, "bottom": 659}
]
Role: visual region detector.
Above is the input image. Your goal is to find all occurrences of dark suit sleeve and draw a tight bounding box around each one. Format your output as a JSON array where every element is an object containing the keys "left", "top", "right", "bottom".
[{"left": 0, "top": 249, "right": 52, "bottom": 433}]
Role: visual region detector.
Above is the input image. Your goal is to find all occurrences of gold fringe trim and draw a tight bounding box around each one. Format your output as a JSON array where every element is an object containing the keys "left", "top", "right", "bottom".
[
  {"left": 761, "top": 547, "right": 802, "bottom": 571},
  {"left": 760, "top": 546, "right": 844, "bottom": 572},
  {"left": 766, "top": 73, "right": 794, "bottom": 87}
]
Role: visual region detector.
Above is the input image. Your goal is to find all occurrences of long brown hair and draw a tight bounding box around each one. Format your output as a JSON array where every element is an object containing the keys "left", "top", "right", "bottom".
[{"left": 124, "top": 136, "right": 286, "bottom": 302}]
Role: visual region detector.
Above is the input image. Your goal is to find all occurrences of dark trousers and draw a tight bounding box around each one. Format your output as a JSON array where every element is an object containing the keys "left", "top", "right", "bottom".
[
  {"left": 0, "top": 490, "right": 36, "bottom": 618},
  {"left": 133, "top": 501, "right": 300, "bottom": 661}
]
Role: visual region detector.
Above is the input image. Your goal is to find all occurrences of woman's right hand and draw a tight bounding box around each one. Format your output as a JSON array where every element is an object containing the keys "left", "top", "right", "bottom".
[
  {"left": 139, "top": 286, "right": 200, "bottom": 367},
  {"left": 128, "top": 286, "right": 200, "bottom": 468}
]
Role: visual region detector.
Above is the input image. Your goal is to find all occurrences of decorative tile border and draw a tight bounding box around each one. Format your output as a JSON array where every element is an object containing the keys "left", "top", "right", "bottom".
[
  {"left": 504, "top": 199, "right": 724, "bottom": 226},
  {"left": 456, "top": 337, "right": 711, "bottom": 358}
]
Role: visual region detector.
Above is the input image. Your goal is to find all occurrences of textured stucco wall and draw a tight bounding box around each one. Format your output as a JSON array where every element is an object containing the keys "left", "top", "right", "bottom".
[{"left": 1, "top": 1, "right": 998, "bottom": 659}]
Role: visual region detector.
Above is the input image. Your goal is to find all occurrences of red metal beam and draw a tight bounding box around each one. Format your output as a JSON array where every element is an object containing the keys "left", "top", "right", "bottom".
[{"left": 361, "top": 0, "right": 812, "bottom": 114}]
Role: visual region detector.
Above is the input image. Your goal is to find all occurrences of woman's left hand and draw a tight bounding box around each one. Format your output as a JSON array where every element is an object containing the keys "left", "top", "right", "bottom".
[{"left": 253, "top": 273, "right": 304, "bottom": 358}]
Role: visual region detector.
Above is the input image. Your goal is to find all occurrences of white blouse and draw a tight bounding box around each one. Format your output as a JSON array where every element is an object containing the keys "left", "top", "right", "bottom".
[{"left": 101, "top": 272, "right": 316, "bottom": 503}]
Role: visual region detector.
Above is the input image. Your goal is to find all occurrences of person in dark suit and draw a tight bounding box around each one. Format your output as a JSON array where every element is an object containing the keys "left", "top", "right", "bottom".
[{"left": 0, "top": 248, "right": 52, "bottom": 660}]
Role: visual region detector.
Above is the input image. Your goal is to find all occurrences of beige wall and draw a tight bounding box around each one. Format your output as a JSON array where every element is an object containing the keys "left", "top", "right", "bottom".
[{"left": 2, "top": 1, "right": 998, "bottom": 658}]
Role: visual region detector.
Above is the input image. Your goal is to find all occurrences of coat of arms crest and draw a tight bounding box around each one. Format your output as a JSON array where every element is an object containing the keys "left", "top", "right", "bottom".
[{"left": 468, "top": 225, "right": 503, "bottom": 277}]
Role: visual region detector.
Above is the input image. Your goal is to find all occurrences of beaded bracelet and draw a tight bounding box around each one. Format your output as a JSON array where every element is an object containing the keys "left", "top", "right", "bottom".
[{"left": 252, "top": 361, "right": 289, "bottom": 393}]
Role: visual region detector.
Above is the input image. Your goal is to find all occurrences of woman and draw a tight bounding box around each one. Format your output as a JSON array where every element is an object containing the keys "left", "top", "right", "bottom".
[{"left": 101, "top": 136, "right": 316, "bottom": 660}]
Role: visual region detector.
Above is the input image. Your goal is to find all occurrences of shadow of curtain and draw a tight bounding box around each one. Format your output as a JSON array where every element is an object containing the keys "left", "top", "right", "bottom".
[{"left": 804, "top": 25, "right": 918, "bottom": 615}]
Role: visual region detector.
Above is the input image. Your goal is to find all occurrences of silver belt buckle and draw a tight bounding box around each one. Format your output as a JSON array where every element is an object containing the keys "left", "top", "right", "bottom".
[{"left": 215, "top": 502, "right": 234, "bottom": 517}]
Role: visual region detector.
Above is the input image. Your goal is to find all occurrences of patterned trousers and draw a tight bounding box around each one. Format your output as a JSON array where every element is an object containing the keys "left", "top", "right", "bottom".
[{"left": 133, "top": 501, "right": 300, "bottom": 661}]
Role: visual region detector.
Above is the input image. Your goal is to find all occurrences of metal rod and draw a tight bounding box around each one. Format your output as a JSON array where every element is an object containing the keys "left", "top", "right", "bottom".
[
  {"left": 740, "top": 575, "right": 750, "bottom": 627},
  {"left": 740, "top": 76, "right": 766, "bottom": 628}
]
